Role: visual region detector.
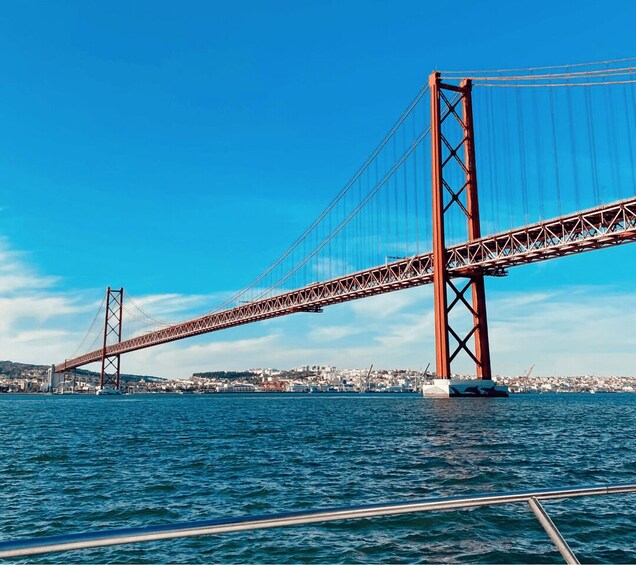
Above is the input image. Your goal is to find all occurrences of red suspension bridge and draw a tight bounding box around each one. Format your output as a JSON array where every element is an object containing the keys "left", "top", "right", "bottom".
[{"left": 56, "top": 60, "right": 636, "bottom": 396}]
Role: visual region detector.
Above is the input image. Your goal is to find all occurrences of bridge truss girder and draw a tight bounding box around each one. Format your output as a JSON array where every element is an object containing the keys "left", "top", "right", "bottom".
[{"left": 57, "top": 197, "right": 636, "bottom": 373}]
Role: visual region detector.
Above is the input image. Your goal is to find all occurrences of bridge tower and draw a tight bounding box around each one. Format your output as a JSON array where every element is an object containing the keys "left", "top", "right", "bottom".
[
  {"left": 424, "top": 72, "right": 507, "bottom": 397},
  {"left": 99, "top": 287, "right": 124, "bottom": 393}
]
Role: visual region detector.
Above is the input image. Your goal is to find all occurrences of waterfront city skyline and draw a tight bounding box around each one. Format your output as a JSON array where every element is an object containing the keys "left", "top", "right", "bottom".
[{"left": 2, "top": 1, "right": 636, "bottom": 378}]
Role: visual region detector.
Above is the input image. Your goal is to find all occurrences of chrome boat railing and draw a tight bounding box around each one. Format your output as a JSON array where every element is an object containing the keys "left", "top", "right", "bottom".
[{"left": 1, "top": 483, "right": 635, "bottom": 562}]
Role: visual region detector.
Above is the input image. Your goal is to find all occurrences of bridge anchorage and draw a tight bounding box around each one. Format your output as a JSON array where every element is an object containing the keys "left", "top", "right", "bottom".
[{"left": 424, "top": 72, "right": 507, "bottom": 397}]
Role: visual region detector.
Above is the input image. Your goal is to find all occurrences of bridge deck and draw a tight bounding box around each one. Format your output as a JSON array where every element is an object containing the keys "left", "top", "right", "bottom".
[{"left": 57, "top": 196, "right": 636, "bottom": 372}]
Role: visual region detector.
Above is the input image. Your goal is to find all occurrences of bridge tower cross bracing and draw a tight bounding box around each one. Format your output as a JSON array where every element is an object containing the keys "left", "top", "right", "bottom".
[
  {"left": 429, "top": 71, "right": 494, "bottom": 385},
  {"left": 99, "top": 287, "right": 124, "bottom": 391}
]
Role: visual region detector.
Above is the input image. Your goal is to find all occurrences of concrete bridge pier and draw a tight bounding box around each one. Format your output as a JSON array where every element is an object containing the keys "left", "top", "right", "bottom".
[{"left": 422, "top": 379, "right": 508, "bottom": 397}]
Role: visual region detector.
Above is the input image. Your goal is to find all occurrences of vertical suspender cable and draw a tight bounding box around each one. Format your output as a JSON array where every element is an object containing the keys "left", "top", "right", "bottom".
[
  {"left": 393, "top": 123, "right": 399, "bottom": 254},
  {"left": 531, "top": 76, "right": 546, "bottom": 219},
  {"left": 367, "top": 164, "right": 382, "bottom": 264},
  {"left": 548, "top": 87, "right": 562, "bottom": 216},
  {"left": 421, "top": 111, "right": 430, "bottom": 253},
  {"left": 624, "top": 75, "right": 636, "bottom": 194},
  {"left": 486, "top": 88, "right": 500, "bottom": 231},
  {"left": 360, "top": 152, "right": 375, "bottom": 265},
  {"left": 70, "top": 294, "right": 108, "bottom": 359},
  {"left": 386, "top": 135, "right": 391, "bottom": 258},
  {"left": 372, "top": 155, "right": 380, "bottom": 268},
  {"left": 584, "top": 86, "right": 600, "bottom": 205},
  {"left": 329, "top": 187, "right": 332, "bottom": 280},
  {"left": 605, "top": 85, "right": 622, "bottom": 201},
  {"left": 413, "top": 108, "right": 420, "bottom": 254},
  {"left": 404, "top": 122, "right": 410, "bottom": 256},
  {"left": 566, "top": 82, "right": 581, "bottom": 212},
  {"left": 500, "top": 85, "right": 514, "bottom": 228},
  {"left": 625, "top": 73, "right": 636, "bottom": 194},
  {"left": 302, "top": 218, "right": 307, "bottom": 288},
  {"left": 357, "top": 176, "right": 362, "bottom": 271},
  {"left": 516, "top": 86, "right": 529, "bottom": 224},
  {"left": 395, "top": 124, "right": 400, "bottom": 253}
]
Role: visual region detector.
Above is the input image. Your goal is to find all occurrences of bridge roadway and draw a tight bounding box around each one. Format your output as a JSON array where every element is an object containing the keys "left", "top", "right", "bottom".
[{"left": 57, "top": 196, "right": 636, "bottom": 372}]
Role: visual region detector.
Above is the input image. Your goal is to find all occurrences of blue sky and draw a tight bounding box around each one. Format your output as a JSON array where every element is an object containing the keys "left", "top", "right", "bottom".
[{"left": 1, "top": 0, "right": 636, "bottom": 377}]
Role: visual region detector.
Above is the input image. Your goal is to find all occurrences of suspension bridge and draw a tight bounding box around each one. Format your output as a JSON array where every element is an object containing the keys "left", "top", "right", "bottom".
[{"left": 54, "top": 59, "right": 636, "bottom": 396}]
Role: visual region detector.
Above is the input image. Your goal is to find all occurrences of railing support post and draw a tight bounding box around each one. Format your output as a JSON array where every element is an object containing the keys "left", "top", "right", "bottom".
[{"left": 527, "top": 497, "right": 580, "bottom": 564}]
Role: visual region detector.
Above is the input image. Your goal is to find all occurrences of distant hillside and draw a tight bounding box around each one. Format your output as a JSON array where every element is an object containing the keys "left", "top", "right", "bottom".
[
  {"left": 0, "top": 360, "right": 165, "bottom": 382},
  {"left": 0, "top": 360, "right": 46, "bottom": 379}
]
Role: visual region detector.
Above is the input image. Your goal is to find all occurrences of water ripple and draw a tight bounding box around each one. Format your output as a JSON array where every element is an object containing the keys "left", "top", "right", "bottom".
[{"left": 0, "top": 393, "right": 634, "bottom": 563}]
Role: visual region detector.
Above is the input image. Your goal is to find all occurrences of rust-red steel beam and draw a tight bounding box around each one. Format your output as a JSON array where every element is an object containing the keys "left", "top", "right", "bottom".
[
  {"left": 431, "top": 73, "right": 492, "bottom": 380},
  {"left": 99, "top": 287, "right": 124, "bottom": 390},
  {"left": 56, "top": 196, "right": 636, "bottom": 372},
  {"left": 430, "top": 72, "right": 451, "bottom": 380},
  {"left": 461, "top": 78, "right": 492, "bottom": 380}
]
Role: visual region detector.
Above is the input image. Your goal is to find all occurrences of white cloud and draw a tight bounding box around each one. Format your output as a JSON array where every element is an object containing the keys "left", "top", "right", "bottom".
[
  {"left": 126, "top": 292, "right": 214, "bottom": 318},
  {"left": 309, "top": 257, "right": 357, "bottom": 280},
  {"left": 487, "top": 288, "right": 636, "bottom": 376},
  {"left": 309, "top": 325, "right": 364, "bottom": 342},
  {"left": 0, "top": 241, "right": 59, "bottom": 294},
  {"left": 0, "top": 239, "right": 93, "bottom": 362},
  {"left": 12, "top": 329, "right": 70, "bottom": 344},
  {"left": 373, "top": 310, "right": 435, "bottom": 348},
  {"left": 349, "top": 287, "right": 430, "bottom": 319},
  {"left": 0, "top": 239, "right": 226, "bottom": 371},
  {"left": 123, "top": 335, "right": 281, "bottom": 377}
]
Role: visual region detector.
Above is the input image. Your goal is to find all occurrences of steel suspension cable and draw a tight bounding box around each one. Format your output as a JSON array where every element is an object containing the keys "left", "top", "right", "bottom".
[
  {"left": 566, "top": 81, "right": 581, "bottom": 211},
  {"left": 500, "top": 85, "right": 514, "bottom": 228},
  {"left": 86, "top": 329, "right": 104, "bottom": 356},
  {"left": 476, "top": 79, "right": 636, "bottom": 88},
  {"left": 120, "top": 306, "right": 155, "bottom": 340},
  {"left": 440, "top": 57, "right": 636, "bottom": 75},
  {"left": 624, "top": 72, "right": 636, "bottom": 194},
  {"left": 548, "top": 87, "right": 562, "bottom": 216},
  {"left": 393, "top": 125, "right": 399, "bottom": 253},
  {"left": 69, "top": 293, "right": 107, "bottom": 359},
  {"left": 464, "top": 66, "right": 636, "bottom": 82},
  {"left": 531, "top": 76, "right": 546, "bottom": 219},
  {"left": 412, "top": 107, "right": 420, "bottom": 253},
  {"left": 516, "top": 86, "right": 529, "bottom": 224},
  {"left": 252, "top": 126, "right": 432, "bottom": 300},
  {"left": 419, "top": 107, "right": 431, "bottom": 253},
  {"left": 403, "top": 120, "right": 409, "bottom": 255},
  {"left": 210, "top": 83, "right": 430, "bottom": 312},
  {"left": 121, "top": 304, "right": 157, "bottom": 327},
  {"left": 485, "top": 87, "right": 500, "bottom": 230},
  {"left": 584, "top": 86, "right": 600, "bottom": 204},
  {"left": 125, "top": 294, "right": 172, "bottom": 327},
  {"left": 605, "top": 85, "right": 622, "bottom": 202}
]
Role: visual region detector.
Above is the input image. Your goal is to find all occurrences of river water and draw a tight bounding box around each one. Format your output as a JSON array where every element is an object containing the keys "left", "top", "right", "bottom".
[{"left": 1, "top": 393, "right": 635, "bottom": 563}]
